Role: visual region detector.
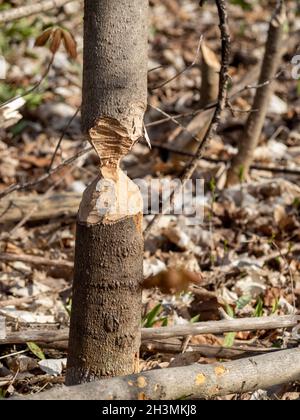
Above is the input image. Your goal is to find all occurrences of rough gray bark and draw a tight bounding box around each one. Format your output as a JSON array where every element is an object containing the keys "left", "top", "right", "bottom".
[
  {"left": 21, "top": 348, "right": 300, "bottom": 400},
  {"left": 81, "top": 0, "right": 147, "bottom": 135},
  {"left": 226, "top": 1, "right": 286, "bottom": 186},
  {"left": 65, "top": 0, "right": 148, "bottom": 385},
  {"left": 0, "top": 0, "right": 75, "bottom": 24},
  {"left": 66, "top": 218, "right": 143, "bottom": 384}
]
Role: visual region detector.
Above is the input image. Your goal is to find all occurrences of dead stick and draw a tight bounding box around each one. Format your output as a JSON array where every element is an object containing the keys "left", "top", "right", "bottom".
[
  {"left": 151, "top": 141, "right": 300, "bottom": 176},
  {"left": 17, "top": 348, "right": 300, "bottom": 400},
  {"left": 0, "top": 146, "right": 92, "bottom": 200},
  {"left": 1, "top": 315, "right": 297, "bottom": 345},
  {"left": 0, "top": 253, "right": 73, "bottom": 269},
  {"left": 141, "top": 315, "right": 298, "bottom": 340},
  {"left": 0, "top": 0, "right": 76, "bottom": 24}
]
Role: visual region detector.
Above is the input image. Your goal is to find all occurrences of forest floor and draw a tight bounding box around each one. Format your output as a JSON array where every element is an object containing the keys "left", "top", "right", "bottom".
[{"left": 0, "top": 0, "right": 299, "bottom": 400}]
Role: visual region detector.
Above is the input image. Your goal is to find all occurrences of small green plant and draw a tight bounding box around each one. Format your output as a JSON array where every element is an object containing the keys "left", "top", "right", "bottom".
[
  {"left": 236, "top": 295, "right": 252, "bottom": 310},
  {"left": 0, "top": 388, "right": 6, "bottom": 399},
  {"left": 292, "top": 197, "right": 300, "bottom": 209},
  {"left": 238, "top": 165, "right": 245, "bottom": 184},
  {"left": 65, "top": 298, "right": 72, "bottom": 317},
  {"left": 225, "top": 303, "right": 235, "bottom": 318},
  {"left": 271, "top": 297, "right": 279, "bottom": 314},
  {"left": 26, "top": 342, "right": 45, "bottom": 360},
  {"left": 230, "top": 0, "right": 253, "bottom": 11},
  {"left": 142, "top": 304, "right": 163, "bottom": 328},
  {"left": 190, "top": 314, "right": 200, "bottom": 323},
  {"left": 253, "top": 297, "right": 264, "bottom": 318},
  {"left": 0, "top": 82, "right": 44, "bottom": 109},
  {"left": 223, "top": 332, "right": 236, "bottom": 348}
]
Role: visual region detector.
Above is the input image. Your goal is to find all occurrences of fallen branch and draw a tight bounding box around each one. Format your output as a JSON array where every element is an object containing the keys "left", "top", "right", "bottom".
[
  {"left": 0, "top": 329, "right": 69, "bottom": 345},
  {"left": 141, "top": 315, "right": 298, "bottom": 340},
  {"left": 0, "top": 192, "right": 81, "bottom": 224},
  {"left": 1, "top": 315, "right": 297, "bottom": 345},
  {"left": 142, "top": 339, "right": 279, "bottom": 359},
  {"left": 18, "top": 348, "right": 300, "bottom": 400},
  {"left": 0, "top": 253, "right": 73, "bottom": 270},
  {"left": 0, "top": 0, "right": 76, "bottom": 24}
]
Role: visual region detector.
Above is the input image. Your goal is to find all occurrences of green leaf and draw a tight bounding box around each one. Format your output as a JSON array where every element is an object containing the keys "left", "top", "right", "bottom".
[
  {"left": 26, "top": 342, "right": 45, "bottom": 360},
  {"left": 271, "top": 297, "right": 279, "bottom": 314},
  {"left": 236, "top": 295, "right": 252, "bottom": 310},
  {"left": 10, "top": 120, "right": 28, "bottom": 136},
  {"left": 225, "top": 304, "right": 235, "bottom": 318},
  {"left": 223, "top": 332, "right": 236, "bottom": 348},
  {"left": 142, "top": 304, "right": 162, "bottom": 328},
  {"left": 65, "top": 298, "right": 72, "bottom": 317},
  {"left": 253, "top": 297, "right": 264, "bottom": 318},
  {"left": 190, "top": 314, "right": 200, "bottom": 324},
  {"left": 161, "top": 317, "right": 168, "bottom": 327},
  {"left": 230, "top": 0, "right": 253, "bottom": 11}
]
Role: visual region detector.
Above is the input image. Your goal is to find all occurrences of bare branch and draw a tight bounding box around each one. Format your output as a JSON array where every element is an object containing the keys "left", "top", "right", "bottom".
[{"left": 0, "top": 0, "right": 76, "bottom": 24}]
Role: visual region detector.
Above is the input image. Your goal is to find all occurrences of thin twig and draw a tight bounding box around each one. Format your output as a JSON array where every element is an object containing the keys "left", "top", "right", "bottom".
[
  {"left": 0, "top": 146, "right": 92, "bottom": 200},
  {"left": 151, "top": 141, "right": 300, "bottom": 176},
  {"left": 48, "top": 106, "right": 81, "bottom": 171},
  {"left": 0, "top": 55, "right": 55, "bottom": 110},
  {"left": 150, "top": 35, "right": 203, "bottom": 90},
  {"left": 0, "top": 0, "right": 76, "bottom": 24},
  {"left": 0, "top": 252, "right": 73, "bottom": 269}
]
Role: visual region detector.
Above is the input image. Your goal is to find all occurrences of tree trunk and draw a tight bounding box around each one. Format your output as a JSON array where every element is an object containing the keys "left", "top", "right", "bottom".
[
  {"left": 66, "top": 0, "right": 148, "bottom": 385},
  {"left": 226, "top": 0, "right": 286, "bottom": 186}
]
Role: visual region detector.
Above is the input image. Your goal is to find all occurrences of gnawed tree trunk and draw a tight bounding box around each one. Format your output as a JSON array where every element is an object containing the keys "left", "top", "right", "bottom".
[
  {"left": 226, "top": 0, "right": 286, "bottom": 186},
  {"left": 66, "top": 0, "right": 148, "bottom": 385}
]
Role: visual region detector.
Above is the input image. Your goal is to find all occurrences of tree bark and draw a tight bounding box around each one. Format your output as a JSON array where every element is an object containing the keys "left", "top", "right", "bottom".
[
  {"left": 226, "top": 1, "right": 286, "bottom": 186},
  {"left": 66, "top": 0, "right": 148, "bottom": 385}
]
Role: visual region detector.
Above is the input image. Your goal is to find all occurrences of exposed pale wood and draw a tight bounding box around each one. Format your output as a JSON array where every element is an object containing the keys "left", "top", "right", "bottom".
[{"left": 17, "top": 348, "right": 300, "bottom": 400}]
